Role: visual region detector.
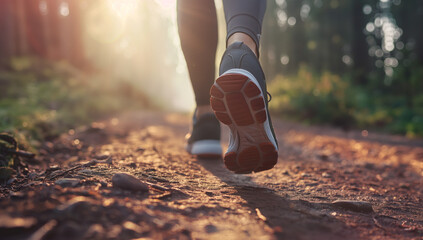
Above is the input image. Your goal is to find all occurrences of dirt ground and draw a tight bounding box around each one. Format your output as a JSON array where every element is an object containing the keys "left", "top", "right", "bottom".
[{"left": 1, "top": 111, "right": 422, "bottom": 240}]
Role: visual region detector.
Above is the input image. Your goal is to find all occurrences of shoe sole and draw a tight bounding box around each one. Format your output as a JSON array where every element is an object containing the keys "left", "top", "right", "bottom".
[
  {"left": 186, "top": 140, "right": 222, "bottom": 159},
  {"left": 210, "top": 69, "right": 278, "bottom": 174}
]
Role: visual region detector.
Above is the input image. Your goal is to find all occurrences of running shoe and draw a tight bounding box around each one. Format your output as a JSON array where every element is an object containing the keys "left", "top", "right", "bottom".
[
  {"left": 186, "top": 110, "right": 222, "bottom": 158},
  {"left": 210, "top": 42, "right": 278, "bottom": 173}
]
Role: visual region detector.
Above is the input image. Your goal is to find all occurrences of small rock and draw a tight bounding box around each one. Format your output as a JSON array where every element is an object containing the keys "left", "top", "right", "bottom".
[
  {"left": 99, "top": 181, "right": 107, "bottom": 187},
  {"left": 322, "top": 172, "right": 332, "bottom": 178},
  {"left": 364, "top": 163, "right": 375, "bottom": 170},
  {"left": 305, "top": 182, "right": 319, "bottom": 187},
  {"left": 318, "top": 154, "right": 329, "bottom": 161},
  {"left": 181, "top": 229, "right": 191, "bottom": 237},
  {"left": 204, "top": 224, "right": 218, "bottom": 233},
  {"left": 126, "top": 162, "right": 137, "bottom": 168},
  {"left": 57, "top": 197, "right": 94, "bottom": 212},
  {"left": 300, "top": 173, "right": 311, "bottom": 178},
  {"left": 47, "top": 165, "right": 61, "bottom": 172},
  {"left": 122, "top": 221, "right": 143, "bottom": 234},
  {"left": 136, "top": 147, "right": 145, "bottom": 153},
  {"left": 10, "top": 191, "right": 26, "bottom": 200},
  {"left": 112, "top": 173, "right": 149, "bottom": 192},
  {"left": 55, "top": 178, "right": 80, "bottom": 187},
  {"left": 205, "top": 191, "right": 214, "bottom": 197},
  {"left": 94, "top": 154, "right": 110, "bottom": 160},
  {"left": 331, "top": 200, "right": 373, "bottom": 213}
]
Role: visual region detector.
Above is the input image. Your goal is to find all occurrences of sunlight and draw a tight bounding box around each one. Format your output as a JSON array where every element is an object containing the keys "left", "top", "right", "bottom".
[
  {"left": 84, "top": 0, "right": 195, "bottom": 112},
  {"left": 107, "top": 0, "right": 138, "bottom": 19},
  {"left": 154, "top": 0, "right": 175, "bottom": 10}
]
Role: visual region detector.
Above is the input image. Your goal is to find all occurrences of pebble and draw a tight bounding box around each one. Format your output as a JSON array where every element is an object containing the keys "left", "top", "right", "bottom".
[
  {"left": 136, "top": 147, "right": 146, "bottom": 153},
  {"left": 204, "top": 224, "right": 218, "bottom": 233},
  {"left": 300, "top": 173, "right": 311, "bottom": 178},
  {"left": 364, "top": 163, "right": 375, "bottom": 170},
  {"left": 57, "top": 197, "right": 94, "bottom": 212},
  {"left": 99, "top": 181, "right": 107, "bottom": 187},
  {"left": 331, "top": 200, "right": 373, "bottom": 213},
  {"left": 47, "top": 165, "right": 60, "bottom": 171},
  {"left": 111, "top": 173, "right": 149, "bottom": 192},
  {"left": 305, "top": 182, "right": 319, "bottom": 187},
  {"left": 10, "top": 191, "right": 26, "bottom": 200},
  {"left": 318, "top": 154, "right": 329, "bottom": 161},
  {"left": 205, "top": 191, "right": 214, "bottom": 197},
  {"left": 55, "top": 178, "right": 80, "bottom": 187},
  {"left": 94, "top": 154, "right": 110, "bottom": 160},
  {"left": 322, "top": 172, "right": 332, "bottom": 178}
]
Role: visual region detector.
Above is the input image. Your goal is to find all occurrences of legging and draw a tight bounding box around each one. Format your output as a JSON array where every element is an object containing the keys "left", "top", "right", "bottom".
[{"left": 177, "top": 0, "right": 267, "bottom": 106}]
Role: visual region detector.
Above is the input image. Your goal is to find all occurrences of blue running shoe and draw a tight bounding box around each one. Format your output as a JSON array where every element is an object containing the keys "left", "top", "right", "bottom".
[
  {"left": 210, "top": 42, "right": 278, "bottom": 173},
  {"left": 186, "top": 110, "right": 222, "bottom": 158}
]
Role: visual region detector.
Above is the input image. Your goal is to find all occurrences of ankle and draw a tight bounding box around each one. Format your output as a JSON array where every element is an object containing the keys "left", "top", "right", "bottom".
[{"left": 227, "top": 32, "right": 258, "bottom": 57}]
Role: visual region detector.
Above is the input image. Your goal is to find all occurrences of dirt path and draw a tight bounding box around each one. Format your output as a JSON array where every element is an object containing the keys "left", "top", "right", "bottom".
[{"left": 1, "top": 111, "right": 422, "bottom": 240}]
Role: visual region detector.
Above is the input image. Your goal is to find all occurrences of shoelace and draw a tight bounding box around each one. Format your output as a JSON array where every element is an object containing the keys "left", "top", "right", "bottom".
[{"left": 266, "top": 92, "right": 272, "bottom": 103}]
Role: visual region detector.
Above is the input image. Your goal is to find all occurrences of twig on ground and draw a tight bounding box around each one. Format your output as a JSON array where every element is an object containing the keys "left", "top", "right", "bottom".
[
  {"left": 146, "top": 182, "right": 170, "bottom": 192},
  {"left": 256, "top": 208, "right": 267, "bottom": 222},
  {"left": 28, "top": 220, "right": 57, "bottom": 240},
  {"left": 151, "top": 191, "right": 172, "bottom": 199},
  {"left": 47, "top": 157, "right": 112, "bottom": 180},
  {"left": 373, "top": 215, "right": 398, "bottom": 232}
]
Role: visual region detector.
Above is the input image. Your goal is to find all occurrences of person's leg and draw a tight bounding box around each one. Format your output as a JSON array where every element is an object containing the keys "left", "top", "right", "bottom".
[
  {"left": 211, "top": 0, "right": 278, "bottom": 173},
  {"left": 178, "top": 0, "right": 222, "bottom": 158},
  {"left": 223, "top": 0, "right": 266, "bottom": 56},
  {"left": 177, "top": 0, "right": 217, "bottom": 118}
]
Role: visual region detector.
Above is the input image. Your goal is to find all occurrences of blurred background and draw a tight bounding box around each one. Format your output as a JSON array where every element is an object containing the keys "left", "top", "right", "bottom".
[{"left": 0, "top": 0, "right": 422, "bottom": 149}]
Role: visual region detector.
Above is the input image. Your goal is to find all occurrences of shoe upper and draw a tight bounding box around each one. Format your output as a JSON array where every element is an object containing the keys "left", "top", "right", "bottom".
[
  {"left": 187, "top": 111, "right": 221, "bottom": 145},
  {"left": 219, "top": 42, "right": 268, "bottom": 102}
]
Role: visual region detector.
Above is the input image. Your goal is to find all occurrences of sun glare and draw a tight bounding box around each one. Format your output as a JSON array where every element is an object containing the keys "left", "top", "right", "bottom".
[
  {"left": 84, "top": 0, "right": 195, "bottom": 111},
  {"left": 107, "top": 0, "right": 138, "bottom": 18},
  {"left": 107, "top": 0, "right": 175, "bottom": 18},
  {"left": 154, "top": 0, "right": 175, "bottom": 9}
]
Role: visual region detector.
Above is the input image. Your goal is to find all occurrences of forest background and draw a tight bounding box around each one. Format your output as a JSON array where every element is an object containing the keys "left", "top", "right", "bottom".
[{"left": 1, "top": 0, "right": 422, "bottom": 152}]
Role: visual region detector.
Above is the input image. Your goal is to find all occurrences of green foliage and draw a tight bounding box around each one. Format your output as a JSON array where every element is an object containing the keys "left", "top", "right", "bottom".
[
  {"left": 0, "top": 133, "right": 20, "bottom": 180},
  {"left": 0, "top": 57, "right": 150, "bottom": 150},
  {"left": 268, "top": 65, "right": 423, "bottom": 137}
]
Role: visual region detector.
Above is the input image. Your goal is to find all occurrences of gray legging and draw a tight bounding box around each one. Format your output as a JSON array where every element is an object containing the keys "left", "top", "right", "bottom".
[{"left": 177, "top": 0, "right": 266, "bottom": 106}]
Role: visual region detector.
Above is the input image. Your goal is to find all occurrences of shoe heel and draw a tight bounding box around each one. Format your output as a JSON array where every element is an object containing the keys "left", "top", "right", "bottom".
[
  {"left": 210, "top": 73, "right": 267, "bottom": 126},
  {"left": 210, "top": 71, "right": 278, "bottom": 174}
]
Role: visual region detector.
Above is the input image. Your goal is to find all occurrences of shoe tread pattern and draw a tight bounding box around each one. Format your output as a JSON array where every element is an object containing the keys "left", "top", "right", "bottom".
[{"left": 210, "top": 73, "right": 278, "bottom": 173}]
